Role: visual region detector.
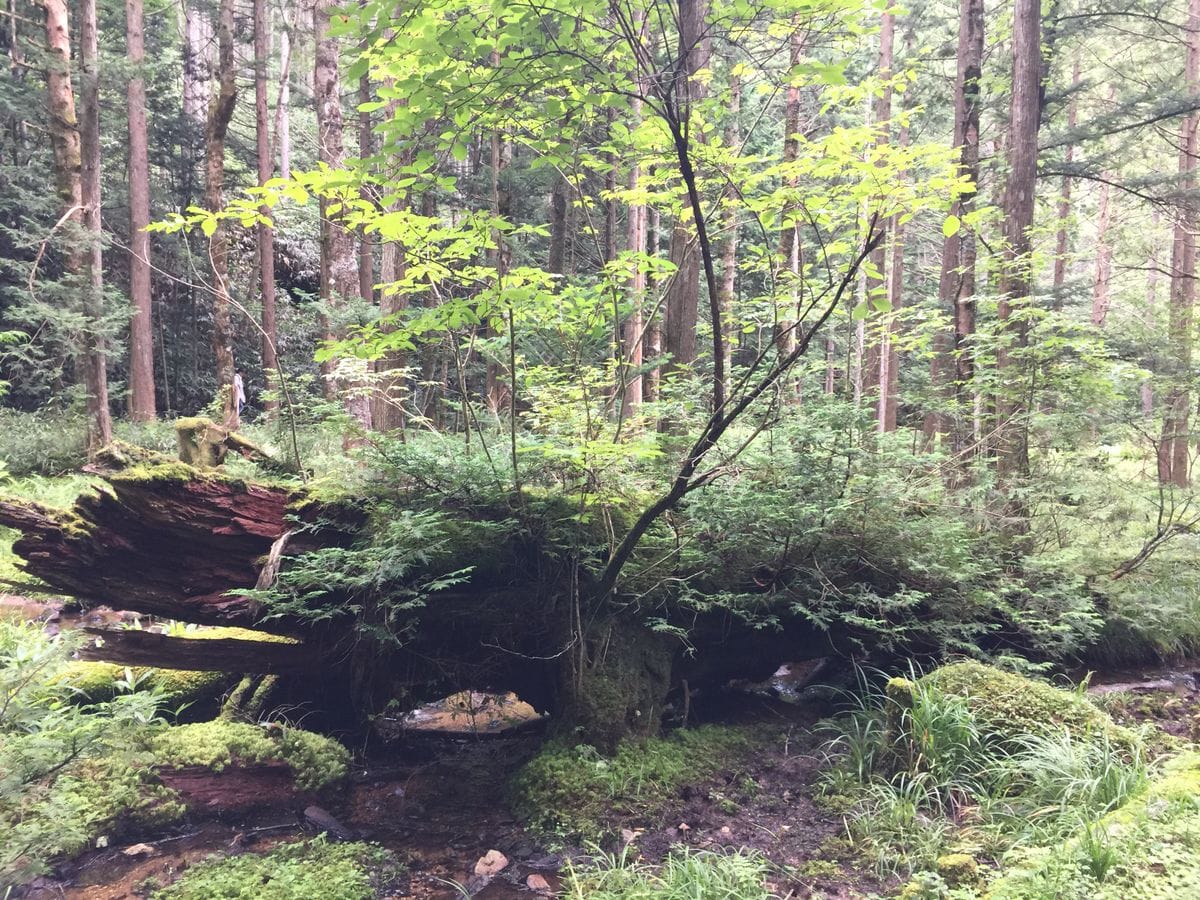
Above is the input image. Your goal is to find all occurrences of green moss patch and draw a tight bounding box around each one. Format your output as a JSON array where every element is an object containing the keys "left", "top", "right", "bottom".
[
  {"left": 922, "top": 661, "right": 1138, "bottom": 751},
  {"left": 986, "top": 753, "right": 1200, "bottom": 899},
  {"left": 151, "top": 721, "right": 350, "bottom": 791},
  {"left": 59, "top": 661, "right": 232, "bottom": 707},
  {"left": 151, "top": 837, "right": 402, "bottom": 899},
  {"left": 510, "top": 725, "right": 755, "bottom": 842}
]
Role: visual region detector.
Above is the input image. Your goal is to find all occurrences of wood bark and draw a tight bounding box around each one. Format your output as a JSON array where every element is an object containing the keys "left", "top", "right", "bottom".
[
  {"left": 776, "top": 27, "right": 804, "bottom": 380},
  {"left": 1091, "top": 178, "right": 1114, "bottom": 327},
  {"left": 623, "top": 80, "right": 646, "bottom": 416},
  {"left": 255, "top": 0, "right": 278, "bottom": 405},
  {"left": 315, "top": 0, "right": 372, "bottom": 429},
  {"left": 660, "top": 0, "right": 710, "bottom": 384},
  {"left": 79, "top": 628, "right": 308, "bottom": 674},
  {"left": 78, "top": 0, "right": 112, "bottom": 453},
  {"left": 1159, "top": 0, "right": 1200, "bottom": 487},
  {"left": 274, "top": 7, "right": 292, "bottom": 180},
  {"left": 181, "top": 0, "right": 211, "bottom": 126},
  {"left": 719, "top": 69, "right": 740, "bottom": 395},
  {"left": 996, "top": 0, "right": 1041, "bottom": 480},
  {"left": 643, "top": 202, "right": 662, "bottom": 402},
  {"left": 126, "top": 0, "right": 155, "bottom": 422},
  {"left": 205, "top": 0, "right": 238, "bottom": 428}
]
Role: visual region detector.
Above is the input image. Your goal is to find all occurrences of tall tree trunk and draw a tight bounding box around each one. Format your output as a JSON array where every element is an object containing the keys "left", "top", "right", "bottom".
[
  {"left": 643, "top": 201, "right": 662, "bottom": 402},
  {"left": 660, "top": 0, "right": 710, "bottom": 384},
  {"left": 1051, "top": 57, "right": 1080, "bottom": 302},
  {"left": 548, "top": 175, "right": 569, "bottom": 274},
  {"left": 181, "top": 2, "right": 211, "bottom": 126},
  {"left": 777, "top": 26, "right": 804, "bottom": 393},
  {"left": 254, "top": 0, "right": 277, "bottom": 412},
  {"left": 274, "top": 7, "right": 292, "bottom": 180},
  {"left": 315, "top": 0, "right": 372, "bottom": 429},
  {"left": 205, "top": 0, "right": 237, "bottom": 427},
  {"left": 996, "top": 0, "right": 1041, "bottom": 481},
  {"left": 927, "top": 0, "right": 983, "bottom": 456},
  {"left": 1159, "top": 0, "right": 1200, "bottom": 486},
  {"left": 126, "top": 0, "right": 155, "bottom": 422},
  {"left": 1143, "top": 208, "right": 1161, "bottom": 418},
  {"left": 358, "top": 69, "right": 374, "bottom": 304},
  {"left": 718, "top": 69, "right": 740, "bottom": 397},
  {"left": 1091, "top": 178, "right": 1113, "bottom": 327},
  {"left": 79, "top": 0, "right": 112, "bottom": 452},
  {"left": 878, "top": 109, "right": 908, "bottom": 434},
  {"left": 863, "top": 2, "right": 895, "bottom": 411},
  {"left": 622, "top": 46, "right": 646, "bottom": 418}
]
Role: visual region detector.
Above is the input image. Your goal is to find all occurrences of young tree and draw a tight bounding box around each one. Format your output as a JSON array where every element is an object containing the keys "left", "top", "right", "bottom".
[{"left": 126, "top": 0, "right": 155, "bottom": 421}]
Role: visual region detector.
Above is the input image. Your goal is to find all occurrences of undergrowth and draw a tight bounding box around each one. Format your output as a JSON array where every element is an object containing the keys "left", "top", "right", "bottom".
[{"left": 561, "top": 846, "right": 773, "bottom": 899}]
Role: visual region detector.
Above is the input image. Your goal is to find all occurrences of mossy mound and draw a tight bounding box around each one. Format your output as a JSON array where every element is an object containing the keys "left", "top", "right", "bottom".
[
  {"left": 510, "top": 725, "right": 755, "bottom": 842},
  {"left": 921, "top": 661, "right": 1138, "bottom": 751},
  {"left": 150, "top": 837, "right": 402, "bottom": 899},
  {"left": 986, "top": 753, "right": 1200, "bottom": 898},
  {"left": 59, "top": 661, "right": 232, "bottom": 707},
  {"left": 151, "top": 720, "right": 350, "bottom": 791}
]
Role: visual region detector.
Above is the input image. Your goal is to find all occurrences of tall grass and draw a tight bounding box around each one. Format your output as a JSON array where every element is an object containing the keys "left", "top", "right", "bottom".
[{"left": 562, "top": 846, "right": 773, "bottom": 900}]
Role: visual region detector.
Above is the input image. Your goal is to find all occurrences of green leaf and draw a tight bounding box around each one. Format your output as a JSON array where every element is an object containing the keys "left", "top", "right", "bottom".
[{"left": 942, "top": 215, "right": 961, "bottom": 238}]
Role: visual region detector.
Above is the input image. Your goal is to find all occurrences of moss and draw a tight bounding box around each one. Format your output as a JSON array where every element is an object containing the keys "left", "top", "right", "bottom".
[
  {"left": 937, "top": 853, "right": 980, "bottom": 887},
  {"left": 921, "top": 661, "right": 1138, "bottom": 752},
  {"left": 151, "top": 720, "right": 350, "bottom": 792},
  {"left": 151, "top": 837, "right": 402, "bottom": 899},
  {"left": 509, "top": 725, "right": 755, "bottom": 843},
  {"left": 58, "top": 661, "right": 232, "bottom": 707},
  {"left": 985, "top": 753, "right": 1200, "bottom": 899},
  {"left": 557, "top": 617, "right": 675, "bottom": 752}
]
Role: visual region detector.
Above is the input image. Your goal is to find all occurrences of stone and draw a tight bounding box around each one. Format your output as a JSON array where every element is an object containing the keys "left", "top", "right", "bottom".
[
  {"left": 526, "top": 873, "right": 553, "bottom": 895},
  {"left": 122, "top": 843, "right": 157, "bottom": 857},
  {"left": 473, "top": 849, "right": 509, "bottom": 878}
]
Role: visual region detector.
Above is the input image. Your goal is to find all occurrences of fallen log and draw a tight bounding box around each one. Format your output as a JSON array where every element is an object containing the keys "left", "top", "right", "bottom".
[
  {"left": 78, "top": 627, "right": 310, "bottom": 674},
  {"left": 0, "top": 463, "right": 296, "bottom": 627}
]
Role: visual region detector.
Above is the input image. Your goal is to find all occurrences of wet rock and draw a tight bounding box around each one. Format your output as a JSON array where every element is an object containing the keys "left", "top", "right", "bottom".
[
  {"left": 526, "top": 853, "right": 562, "bottom": 870},
  {"left": 473, "top": 848, "right": 509, "bottom": 877},
  {"left": 121, "top": 842, "right": 157, "bottom": 857},
  {"left": 303, "top": 805, "right": 353, "bottom": 840},
  {"left": 526, "top": 873, "right": 553, "bottom": 895}
]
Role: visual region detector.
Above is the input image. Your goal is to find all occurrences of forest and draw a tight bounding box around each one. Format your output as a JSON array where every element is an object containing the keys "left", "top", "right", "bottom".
[{"left": 4, "top": 0, "right": 1200, "bottom": 896}]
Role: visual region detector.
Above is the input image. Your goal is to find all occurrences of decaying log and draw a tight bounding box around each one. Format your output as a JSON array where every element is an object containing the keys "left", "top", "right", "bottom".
[
  {"left": 157, "top": 762, "right": 309, "bottom": 813},
  {"left": 0, "top": 463, "right": 297, "bottom": 627},
  {"left": 176, "top": 416, "right": 296, "bottom": 475},
  {"left": 78, "top": 627, "right": 309, "bottom": 673}
]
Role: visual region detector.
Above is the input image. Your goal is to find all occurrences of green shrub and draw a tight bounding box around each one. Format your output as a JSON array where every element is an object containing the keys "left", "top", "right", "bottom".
[
  {"left": 510, "top": 726, "right": 754, "bottom": 842},
  {"left": 151, "top": 837, "right": 402, "bottom": 899},
  {"left": 151, "top": 720, "right": 350, "bottom": 791}
]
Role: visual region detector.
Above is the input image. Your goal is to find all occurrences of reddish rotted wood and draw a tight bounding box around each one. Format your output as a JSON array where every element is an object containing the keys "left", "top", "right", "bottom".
[
  {"left": 0, "top": 464, "right": 296, "bottom": 627},
  {"left": 156, "top": 762, "right": 307, "bottom": 813}
]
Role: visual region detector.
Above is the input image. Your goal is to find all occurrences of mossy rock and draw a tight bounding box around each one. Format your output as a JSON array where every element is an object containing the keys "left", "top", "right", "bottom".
[
  {"left": 150, "top": 837, "right": 403, "bottom": 899},
  {"left": 937, "top": 852, "right": 981, "bottom": 887},
  {"left": 151, "top": 720, "right": 350, "bottom": 791},
  {"left": 921, "top": 661, "right": 1138, "bottom": 752}
]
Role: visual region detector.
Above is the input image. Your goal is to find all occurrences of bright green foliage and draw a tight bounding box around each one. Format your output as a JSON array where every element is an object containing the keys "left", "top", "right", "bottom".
[
  {"left": 0, "top": 621, "right": 182, "bottom": 886},
  {"left": 922, "top": 661, "right": 1139, "bottom": 752},
  {"left": 151, "top": 837, "right": 403, "bottom": 900},
  {"left": 150, "top": 720, "right": 349, "bottom": 791},
  {"left": 510, "top": 726, "right": 754, "bottom": 842},
  {"left": 562, "top": 847, "right": 772, "bottom": 900},
  {"left": 986, "top": 753, "right": 1200, "bottom": 899}
]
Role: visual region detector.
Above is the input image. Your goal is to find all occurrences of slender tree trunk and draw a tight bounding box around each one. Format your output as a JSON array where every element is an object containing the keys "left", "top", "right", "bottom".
[
  {"left": 622, "top": 62, "right": 646, "bottom": 417},
  {"left": 777, "top": 26, "right": 804, "bottom": 391},
  {"left": 1091, "top": 178, "right": 1113, "bottom": 327},
  {"left": 1051, "top": 57, "right": 1080, "bottom": 303},
  {"left": 78, "top": 0, "right": 111, "bottom": 452},
  {"left": 1143, "top": 208, "right": 1161, "bottom": 418},
  {"left": 863, "top": 2, "right": 895, "bottom": 411},
  {"left": 878, "top": 111, "right": 908, "bottom": 433},
  {"left": 274, "top": 8, "right": 292, "bottom": 180},
  {"left": 996, "top": 0, "right": 1041, "bottom": 481},
  {"left": 548, "top": 175, "right": 569, "bottom": 274},
  {"left": 126, "top": 0, "right": 154, "bottom": 421},
  {"left": 643, "top": 201, "right": 662, "bottom": 402},
  {"left": 181, "top": 1, "right": 211, "bottom": 127},
  {"left": 254, "top": 0, "right": 277, "bottom": 413},
  {"left": 358, "top": 69, "right": 374, "bottom": 304},
  {"left": 315, "top": 0, "right": 372, "bottom": 429},
  {"left": 661, "top": 0, "right": 710, "bottom": 383},
  {"left": 205, "top": 0, "right": 237, "bottom": 427},
  {"left": 718, "top": 69, "right": 740, "bottom": 396},
  {"left": 1159, "top": 0, "right": 1200, "bottom": 486}
]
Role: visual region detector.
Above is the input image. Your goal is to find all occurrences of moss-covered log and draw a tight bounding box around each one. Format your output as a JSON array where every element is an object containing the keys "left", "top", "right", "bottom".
[{"left": 77, "top": 627, "right": 310, "bottom": 673}]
